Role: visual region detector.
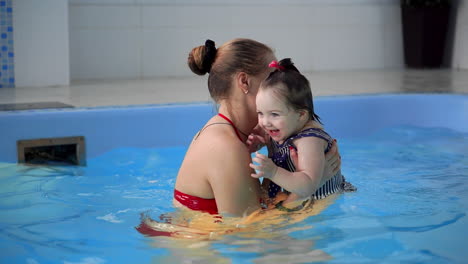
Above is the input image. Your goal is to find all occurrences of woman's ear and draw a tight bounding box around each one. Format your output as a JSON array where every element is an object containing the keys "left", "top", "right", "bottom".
[{"left": 236, "top": 72, "right": 250, "bottom": 94}]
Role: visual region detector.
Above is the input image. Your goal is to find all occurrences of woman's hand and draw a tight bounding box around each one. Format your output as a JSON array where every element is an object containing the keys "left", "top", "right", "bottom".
[
  {"left": 246, "top": 124, "right": 268, "bottom": 153},
  {"left": 323, "top": 139, "right": 341, "bottom": 181},
  {"left": 246, "top": 133, "right": 266, "bottom": 153},
  {"left": 250, "top": 152, "right": 278, "bottom": 179},
  {"left": 289, "top": 146, "right": 298, "bottom": 167}
]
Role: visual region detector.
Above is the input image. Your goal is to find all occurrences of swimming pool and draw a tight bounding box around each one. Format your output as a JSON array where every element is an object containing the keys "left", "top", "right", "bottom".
[{"left": 0, "top": 94, "right": 467, "bottom": 263}]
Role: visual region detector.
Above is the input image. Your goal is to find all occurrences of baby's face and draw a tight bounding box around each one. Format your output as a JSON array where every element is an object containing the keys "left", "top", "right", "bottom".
[{"left": 256, "top": 87, "right": 303, "bottom": 144}]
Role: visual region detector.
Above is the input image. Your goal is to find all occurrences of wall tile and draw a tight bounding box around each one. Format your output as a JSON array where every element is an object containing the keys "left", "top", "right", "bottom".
[
  {"left": 0, "top": 0, "right": 14, "bottom": 88},
  {"left": 136, "top": 0, "right": 396, "bottom": 5},
  {"left": 70, "top": 0, "right": 406, "bottom": 79},
  {"left": 70, "top": 0, "right": 136, "bottom": 5},
  {"left": 69, "top": 5, "right": 140, "bottom": 28},
  {"left": 311, "top": 25, "right": 384, "bottom": 70},
  {"left": 13, "top": 0, "right": 69, "bottom": 87},
  {"left": 70, "top": 29, "right": 140, "bottom": 80}
]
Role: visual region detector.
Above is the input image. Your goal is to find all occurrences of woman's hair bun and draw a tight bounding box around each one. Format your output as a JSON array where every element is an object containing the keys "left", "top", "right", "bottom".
[{"left": 188, "top": 39, "right": 218, "bottom": 75}]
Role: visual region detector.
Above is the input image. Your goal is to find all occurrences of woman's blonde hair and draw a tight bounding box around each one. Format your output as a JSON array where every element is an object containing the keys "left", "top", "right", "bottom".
[{"left": 188, "top": 38, "right": 273, "bottom": 102}]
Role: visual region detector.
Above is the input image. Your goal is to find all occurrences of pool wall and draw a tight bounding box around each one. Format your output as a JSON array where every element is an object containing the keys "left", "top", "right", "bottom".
[{"left": 0, "top": 94, "right": 467, "bottom": 163}]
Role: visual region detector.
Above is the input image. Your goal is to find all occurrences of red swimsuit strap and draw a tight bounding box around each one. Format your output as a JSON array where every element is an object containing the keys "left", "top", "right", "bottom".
[{"left": 218, "top": 113, "right": 243, "bottom": 141}]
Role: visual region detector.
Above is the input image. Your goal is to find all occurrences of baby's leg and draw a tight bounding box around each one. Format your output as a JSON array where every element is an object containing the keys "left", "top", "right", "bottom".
[{"left": 282, "top": 193, "right": 308, "bottom": 207}]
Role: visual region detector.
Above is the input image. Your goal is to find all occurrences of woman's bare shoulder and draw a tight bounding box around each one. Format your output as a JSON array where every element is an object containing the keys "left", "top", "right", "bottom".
[
  {"left": 193, "top": 126, "right": 250, "bottom": 172},
  {"left": 197, "top": 124, "right": 248, "bottom": 152}
]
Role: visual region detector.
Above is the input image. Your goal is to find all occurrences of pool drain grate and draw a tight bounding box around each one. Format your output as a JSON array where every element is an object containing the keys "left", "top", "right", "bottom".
[{"left": 17, "top": 136, "right": 86, "bottom": 166}]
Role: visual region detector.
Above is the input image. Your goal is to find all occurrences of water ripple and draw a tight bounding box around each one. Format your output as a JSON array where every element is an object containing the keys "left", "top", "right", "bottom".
[{"left": 387, "top": 213, "right": 465, "bottom": 233}]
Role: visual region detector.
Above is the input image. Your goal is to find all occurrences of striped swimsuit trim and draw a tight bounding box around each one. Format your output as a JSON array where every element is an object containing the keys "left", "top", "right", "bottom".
[{"left": 312, "top": 170, "right": 343, "bottom": 199}]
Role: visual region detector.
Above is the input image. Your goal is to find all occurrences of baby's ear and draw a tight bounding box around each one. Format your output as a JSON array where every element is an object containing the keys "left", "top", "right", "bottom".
[{"left": 299, "top": 109, "right": 308, "bottom": 118}]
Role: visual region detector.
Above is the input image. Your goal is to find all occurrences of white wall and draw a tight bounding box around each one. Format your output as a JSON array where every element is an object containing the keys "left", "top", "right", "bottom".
[
  {"left": 13, "top": 0, "right": 70, "bottom": 87},
  {"left": 69, "top": 0, "right": 403, "bottom": 81},
  {"left": 11, "top": 0, "right": 466, "bottom": 86},
  {"left": 453, "top": 0, "right": 468, "bottom": 69}
]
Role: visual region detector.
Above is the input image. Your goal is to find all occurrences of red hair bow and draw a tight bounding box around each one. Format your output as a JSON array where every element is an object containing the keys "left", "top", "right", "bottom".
[{"left": 268, "top": 60, "right": 285, "bottom": 71}]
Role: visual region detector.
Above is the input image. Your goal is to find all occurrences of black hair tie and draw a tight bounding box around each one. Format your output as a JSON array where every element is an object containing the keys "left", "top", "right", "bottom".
[{"left": 202, "top": 39, "right": 217, "bottom": 73}]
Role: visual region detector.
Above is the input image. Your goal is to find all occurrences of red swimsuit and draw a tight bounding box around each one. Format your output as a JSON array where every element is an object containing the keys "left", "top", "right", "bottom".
[{"left": 174, "top": 189, "right": 218, "bottom": 215}]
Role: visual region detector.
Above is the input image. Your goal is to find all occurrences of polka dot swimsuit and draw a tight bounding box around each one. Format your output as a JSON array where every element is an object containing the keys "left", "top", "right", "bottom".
[{"left": 267, "top": 127, "right": 350, "bottom": 199}]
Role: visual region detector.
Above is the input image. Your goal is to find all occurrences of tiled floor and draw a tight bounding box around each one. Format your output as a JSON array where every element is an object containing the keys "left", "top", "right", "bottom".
[{"left": 0, "top": 69, "right": 467, "bottom": 109}]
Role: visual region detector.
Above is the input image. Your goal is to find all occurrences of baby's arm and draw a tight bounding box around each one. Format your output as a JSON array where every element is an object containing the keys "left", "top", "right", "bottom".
[{"left": 250, "top": 137, "right": 326, "bottom": 199}]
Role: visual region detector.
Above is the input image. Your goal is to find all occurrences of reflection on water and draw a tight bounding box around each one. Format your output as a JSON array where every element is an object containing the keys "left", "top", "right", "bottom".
[
  {"left": 148, "top": 234, "right": 331, "bottom": 264},
  {"left": 138, "top": 194, "right": 338, "bottom": 263}
]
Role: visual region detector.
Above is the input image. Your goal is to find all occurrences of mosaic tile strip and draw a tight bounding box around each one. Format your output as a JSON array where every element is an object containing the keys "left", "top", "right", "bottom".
[{"left": 0, "top": 0, "right": 14, "bottom": 88}]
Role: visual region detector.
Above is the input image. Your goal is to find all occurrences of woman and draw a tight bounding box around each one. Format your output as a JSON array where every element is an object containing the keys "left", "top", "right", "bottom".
[{"left": 173, "top": 38, "right": 341, "bottom": 217}]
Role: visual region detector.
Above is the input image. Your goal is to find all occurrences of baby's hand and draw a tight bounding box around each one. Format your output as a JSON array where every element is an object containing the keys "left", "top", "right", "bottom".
[
  {"left": 246, "top": 133, "right": 266, "bottom": 153},
  {"left": 249, "top": 152, "right": 278, "bottom": 179}
]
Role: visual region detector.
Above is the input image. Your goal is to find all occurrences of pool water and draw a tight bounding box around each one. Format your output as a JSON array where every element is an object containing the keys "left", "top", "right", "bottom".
[{"left": 0, "top": 125, "right": 467, "bottom": 263}]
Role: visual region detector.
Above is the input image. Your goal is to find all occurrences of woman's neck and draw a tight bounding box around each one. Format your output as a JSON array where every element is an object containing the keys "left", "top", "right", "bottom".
[{"left": 217, "top": 104, "right": 256, "bottom": 140}]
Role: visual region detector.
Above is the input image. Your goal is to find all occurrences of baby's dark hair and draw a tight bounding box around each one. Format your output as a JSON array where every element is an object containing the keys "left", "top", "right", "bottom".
[{"left": 262, "top": 58, "right": 322, "bottom": 124}]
